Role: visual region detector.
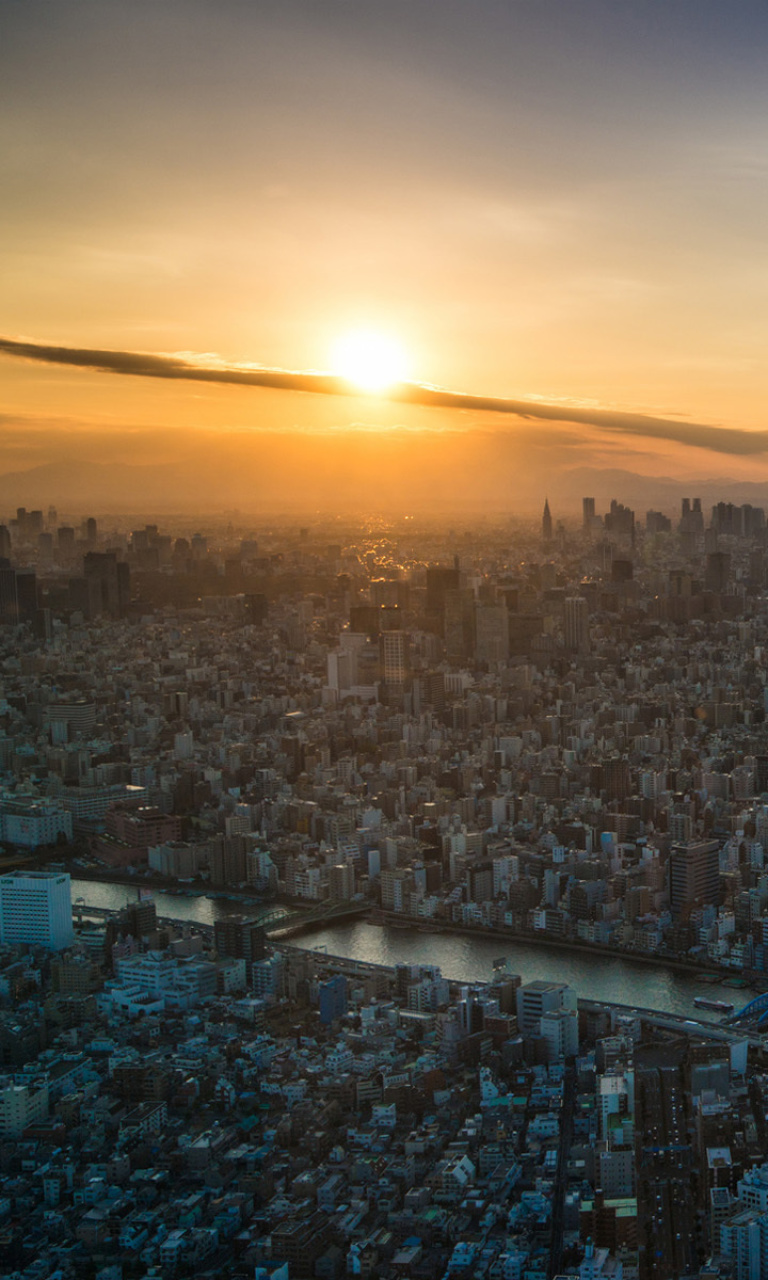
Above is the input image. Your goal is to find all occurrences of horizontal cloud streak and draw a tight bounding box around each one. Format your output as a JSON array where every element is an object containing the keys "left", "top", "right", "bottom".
[{"left": 1, "top": 335, "right": 766, "bottom": 457}]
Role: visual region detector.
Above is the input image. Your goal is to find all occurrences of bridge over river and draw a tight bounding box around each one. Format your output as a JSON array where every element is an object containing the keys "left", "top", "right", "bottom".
[{"left": 72, "top": 897, "right": 367, "bottom": 939}]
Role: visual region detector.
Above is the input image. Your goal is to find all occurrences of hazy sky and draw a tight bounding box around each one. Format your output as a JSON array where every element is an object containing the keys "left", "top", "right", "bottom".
[{"left": 3, "top": 1, "right": 768, "bottom": 510}]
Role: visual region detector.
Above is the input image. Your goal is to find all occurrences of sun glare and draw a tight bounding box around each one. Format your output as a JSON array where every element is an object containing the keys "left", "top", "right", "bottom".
[{"left": 332, "top": 330, "right": 408, "bottom": 393}]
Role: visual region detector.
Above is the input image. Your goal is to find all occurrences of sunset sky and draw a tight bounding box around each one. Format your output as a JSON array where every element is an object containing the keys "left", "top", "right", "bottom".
[{"left": 3, "top": 1, "right": 768, "bottom": 512}]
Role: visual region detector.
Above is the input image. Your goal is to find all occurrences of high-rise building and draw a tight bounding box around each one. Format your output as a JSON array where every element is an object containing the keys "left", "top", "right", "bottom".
[
  {"left": 444, "top": 588, "right": 476, "bottom": 661},
  {"left": 83, "top": 551, "right": 130, "bottom": 617},
  {"left": 583, "top": 497, "right": 595, "bottom": 530},
  {"left": 213, "top": 915, "right": 267, "bottom": 975},
  {"left": 0, "top": 568, "right": 38, "bottom": 626},
  {"left": 425, "top": 562, "right": 460, "bottom": 633},
  {"left": 516, "top": 979, "right": 576, "bottom": 1035},
  {"left": 604, "top": 499, "right": 635, "bottom": 546},
  {"left": 475, "top": 603, "right": 509, "bottom": 663},
  {"left": 0, "top": 568, "right": 18, "bottom": 625},
  {"left": 0, "top": 872, "right": 74, "bottom": 950},
  {"left": 668, "top": 840, "right": 721, "bottom": 916},
  {"left": 705, "top": 551, "right": 731, "bottom": 594},
  {"left": 564, "top": 596, "right": 590, "bottom": 654},
  {"left": 380, "top": 630, "right": 410, "bottom": 692},
  {"left": 542, "top": 498, "right": 553, "bottom": 544},
  {"left": 319, "top": 974, "right": 348, "bottom": 1024}
]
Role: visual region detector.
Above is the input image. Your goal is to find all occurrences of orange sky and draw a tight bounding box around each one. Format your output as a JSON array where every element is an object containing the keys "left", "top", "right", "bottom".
[{"left": 3, "top": 2, "right": 768, "bottom": 512}]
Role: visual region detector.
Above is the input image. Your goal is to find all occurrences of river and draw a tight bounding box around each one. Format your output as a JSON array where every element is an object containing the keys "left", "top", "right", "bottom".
[{"left": 72, "top": 879, "right": 754, "bottom": 1022}]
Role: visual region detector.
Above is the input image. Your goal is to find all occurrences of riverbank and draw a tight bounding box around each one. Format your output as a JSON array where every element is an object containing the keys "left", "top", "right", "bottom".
[
  {"left": 63, "top": 866, "right": 273, "bottom": 900},
  {"left": 374, "top": 911, "right": 767, "bottom": 989}
]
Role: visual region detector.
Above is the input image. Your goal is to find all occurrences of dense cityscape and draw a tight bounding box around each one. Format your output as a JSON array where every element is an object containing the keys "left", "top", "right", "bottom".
[{"left": 2, "top": 498, "right": 768, "bottom": 1278}]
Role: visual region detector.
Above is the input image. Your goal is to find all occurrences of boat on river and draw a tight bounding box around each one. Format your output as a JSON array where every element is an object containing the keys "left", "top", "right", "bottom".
[{"left": 693, "top": 996, "right": 734, "bottom": 1014}]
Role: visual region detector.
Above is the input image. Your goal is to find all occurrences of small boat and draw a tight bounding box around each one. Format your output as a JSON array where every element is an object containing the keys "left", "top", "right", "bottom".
[{"left": 693, "top": 997, "right": 734, "bottom": 1014}]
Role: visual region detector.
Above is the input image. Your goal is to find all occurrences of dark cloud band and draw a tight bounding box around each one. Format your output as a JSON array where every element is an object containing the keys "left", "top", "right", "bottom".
[{"left": 1, "top": 335, "right": 765, "bottom": 456}]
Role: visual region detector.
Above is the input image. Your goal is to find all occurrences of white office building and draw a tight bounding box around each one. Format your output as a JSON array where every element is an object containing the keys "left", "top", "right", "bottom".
[
  {"left": 0, "top": 793, "right": 72, "bottom": 849},
  {"left": 0, "top": 871, "right": 74, "bottom": 950}
]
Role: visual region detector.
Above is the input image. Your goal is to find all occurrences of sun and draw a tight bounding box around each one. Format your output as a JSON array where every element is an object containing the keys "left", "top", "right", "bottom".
[{"left": 332, "top": 329, "right": 408, "bottom": 393}]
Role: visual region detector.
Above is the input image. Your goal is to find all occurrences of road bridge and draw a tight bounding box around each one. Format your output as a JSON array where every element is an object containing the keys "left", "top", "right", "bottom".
[{"left": 72, "top": 898, "right": 365, "bottom": 938}]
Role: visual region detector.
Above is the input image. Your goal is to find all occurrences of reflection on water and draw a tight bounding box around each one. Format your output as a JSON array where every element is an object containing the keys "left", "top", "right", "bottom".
[
  {"left": 72, "top": 880, "right": 752, "bottom": 1021},
  {"left": 291, "top": 920, "right": 754, "bottom": 1021}
]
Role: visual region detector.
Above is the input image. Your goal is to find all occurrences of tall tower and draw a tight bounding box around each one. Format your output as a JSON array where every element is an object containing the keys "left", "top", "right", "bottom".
[
  {"left": 542, "top": 498, "right": 553, "bottom": 545},
  {"left": 582, "top": 497, "right": 595, "bottom": 532},
  {"left": 564, "top": 596, "right": 590, "bottom": 654}
]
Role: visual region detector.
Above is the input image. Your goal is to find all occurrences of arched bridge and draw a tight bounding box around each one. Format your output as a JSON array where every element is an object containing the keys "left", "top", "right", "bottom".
[{"left": 725, "top": 990, "right": 768, "bottom": 1027}]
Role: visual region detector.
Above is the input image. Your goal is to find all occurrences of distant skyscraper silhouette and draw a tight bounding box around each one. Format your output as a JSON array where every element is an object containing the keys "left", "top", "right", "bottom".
[{"left": 542, "top": 498, "right": 553, "bottom": 544}]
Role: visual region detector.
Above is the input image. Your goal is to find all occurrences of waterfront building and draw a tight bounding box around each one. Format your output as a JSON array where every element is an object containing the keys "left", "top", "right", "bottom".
[
  {"left": 516, "top": 979, "right": 576, "bottom": 1035},
  {"left": 0, "top": 871, "right": 74, "bottom": 950}
]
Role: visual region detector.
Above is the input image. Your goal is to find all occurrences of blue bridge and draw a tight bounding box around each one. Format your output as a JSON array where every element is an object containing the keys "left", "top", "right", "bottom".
[{"left": 725, "top": 990, "right": 768, "bottom": 1027}]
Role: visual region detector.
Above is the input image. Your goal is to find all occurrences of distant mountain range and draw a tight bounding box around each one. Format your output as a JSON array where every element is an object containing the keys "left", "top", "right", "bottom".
[{"left": 1, "top": 457, "right": 767, "bottom": 518}]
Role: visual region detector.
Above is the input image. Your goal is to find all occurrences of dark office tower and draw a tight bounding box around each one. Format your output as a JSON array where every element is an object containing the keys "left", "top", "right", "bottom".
[
  {"left": 84, "top": 552, "right": 130, "bottom": 617},
  {"left": 691, "top": 497, "right": 704, "bottom": 531},
  {"left": 57, "top": 526, "right": 75, "bottom": 550},
  {"left": 380, "top": 629, "right": 410, "bottom": 694},
  {"left": 47, "top": 506, "right": 57, "bottom": 528},
  {"left": 444, "top": 588, "right": 476, "bottom": 660},
  {"left": 564, "top": 596, "right": 590, "bottom": 654},
  {"left": 467, "top": 860, "right": 494, "bottom": 903},
  {"left": 213, "top": 915, "right": 267, "bottom": 975},
  {"left": 582, "top": 496, "right": 595, "bottom": 530},
  {"left": 15, "top": 571, "right": 38, "bottom": 623},
  {"left": 646, "top": 510, "right": 671, "bottom": 534},
  {"left": 475, "top": 603, "right": 509, "bottom": 662},
  {"left": 0, "top": 569, "right": 37, "bottom": 626},
  {"left": 603, "top": 757, "right": 630, "bottom": 802},
  {"left": 542, "top": 497, "right": 553, "bottom": 544},
  {"left": 711, "top": 502, "right": 742, "bottom": 537},
  {"left": 16, "top": 508, "right": 27, "bottom": 531},
  {"left": 350, "top": 604, "right": 382, "bottom": 636},
  {"left": 421, "top": 670, "right": 447, "bottom": 713},
  {"left": 0, "top": 568, "right": 18, "bottom": 624},
  {"left": 84, "top": 517, "right": 97, "bottom": 544},
  {"left": 104, "top": 900, "right": 158, "bottom": 953},
  {"left": 749, "top": 550, "right": 766, "bottom": 590},
  {"left": 0, "top": 526, "right": 10, "bottom": 560},
  {"left": 742, "top": 504, "right": 766, "bottom": 539},
  {"left": 319, "top": 975, "right": 348, "bottom": 1024},
  {"left": 611, "top": 558, "right": 633, "bottom": 583},
  {"left": 604, "top": 499, "right": 635, "bottom": 546},
  {"left": 705, "top": 551, "right": 731, "bottom": 594},
  {"left": 280, "top": 734, "right": 304, "bottom": 782},
  {"left": 243, "top": 593, "right": 268, "bottom": 624},
  {"left": 669, "top": 840, "right": 721, "bottom": 915},
  {"left": 426, "top": 564, "right": 460, "bottom": 615}
]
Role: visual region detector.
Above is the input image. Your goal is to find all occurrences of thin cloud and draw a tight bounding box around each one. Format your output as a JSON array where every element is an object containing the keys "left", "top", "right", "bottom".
[{"left": 1, "top": 335, "right": 766, "bottom": 457}]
